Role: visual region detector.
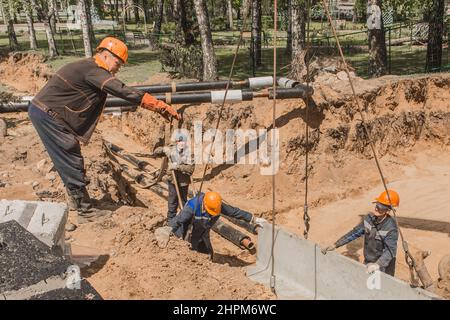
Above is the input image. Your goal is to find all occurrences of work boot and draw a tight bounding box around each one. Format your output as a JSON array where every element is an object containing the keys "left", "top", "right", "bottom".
[
  {"left": 77, "top": 209, "right": 112, "bottom": 224},
  {"left": 68, "top": 187, "right": 112, "bottom": 224}
]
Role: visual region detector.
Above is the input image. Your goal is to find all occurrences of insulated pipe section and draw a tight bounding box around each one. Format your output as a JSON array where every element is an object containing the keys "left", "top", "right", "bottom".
[
  {"left": 133, "top": 78, "right": 270, "bottom": 93},
  {"left": 277, "top": 77, "right": 300, "bottom": 88},
  {"left": 1, "top": 86, "right": 314, "bottom": 113},
  {"left": 212, "top": 219, "right": 255, "bottom": 251},
  {"left": 221, "top": 215, "right": 258, "bottom": 235},
  {"left": 268, "top": 85, "right": 314, "bottom": 99},
  {"left": 248, "top": 76, "right": 273, "bottom": 89}
]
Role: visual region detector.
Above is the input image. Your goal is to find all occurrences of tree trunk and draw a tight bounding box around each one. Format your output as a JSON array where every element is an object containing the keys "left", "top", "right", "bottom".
[
  {"left": 48, "top": 0, "right": 57, "bottom": 34},
  {"left": 4, "top": 0, "right": 19, "bottom": 50},
  {"left": 251, "top": 0, "right": 262, "bottom": 68},
  {"left": 154, "top": 0, "right": 164, "bottom": 34},
  {"left": 426, "top": 0, "right": 445, "bottom": 72},
  {"left": 193, "top": 0, "right": 218, "bottom": 80},
  {"left": 173, "top": 0, "right": 193, "bottom": 45},
  {"left": 291, "top": 0, "right": 306, "bottom": 55},
  {"left": 0, "top": 0, "right": 6, "bottom": 25},
  {"left": 123, "top": 0, "right": 128, "bottom": 22},
  {"left": 23, "top": 2, "right": 38, "bottom": 50},
  {"left": 227, "top": 0, "right": 233, "bottom": 30},
  {"left": 30, "top": 0, "right": 59, "bottom": 57},
  {"left": 367, "top": 0, "right": 387, "bottom": 77},
  {"left": 142, "top": 0, "right": 149, "bottom": 21},
  {"left": 290, "top": 0, "right": 307, "bottom": 78},
  {"left": 286, "top": 0, "right": 292, "bottom": 56},
  {"left": 132, "top": 0, "right": 140, "bottom": 23},
  {"left": 114, "top": 0, "right": 119, "bottom": 22},
  {"left": 86, "top": 0, "right": 96, "bottom": 46},
  {"left": 79, "top": 0, "right": 93, "bottom": 57}
]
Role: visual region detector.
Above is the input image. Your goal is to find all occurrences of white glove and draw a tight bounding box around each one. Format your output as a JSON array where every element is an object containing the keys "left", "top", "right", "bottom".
[
  {"left": 367, "top": 263, "right": 380, "bottom": 274},
  {"left": 253, "top": 216, "right": 267, "bottom": 228}
]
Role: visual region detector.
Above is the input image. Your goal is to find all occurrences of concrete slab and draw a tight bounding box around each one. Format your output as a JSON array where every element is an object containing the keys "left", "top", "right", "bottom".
[
  {"left": 0, "top": 199, "right": 67, "bottom": 252},
  {"left": 247, "top": 222, "right": 441, "bottom": 300}
]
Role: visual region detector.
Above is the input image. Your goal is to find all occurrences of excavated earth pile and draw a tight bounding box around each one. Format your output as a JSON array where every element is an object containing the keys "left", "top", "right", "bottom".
[{"left": 0, "top": 53, "right": 449, "bottom": 299}]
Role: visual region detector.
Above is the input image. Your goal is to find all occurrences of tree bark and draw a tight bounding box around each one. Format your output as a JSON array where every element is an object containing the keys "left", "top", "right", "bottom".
[
  {"left": 23, "top": 1, "right": 38, "bottom": 50},
  {"left": 173, "top": 0, "right": 194, "bottom": 45},
  {"left": 86, "top": 0, "right": 96, "bottom": 46},
  {"left": 0, "top": 0, "right": 6, "bottom": 25},
  {"left": 290, "top": 0, "right": 308, "bottom": 78},
  {"left": 150, "top": 0, "right": 164, "bottom": 47},
  {"left": 227, "top": 0, "right": 233, "bottom": 30},
  {"left": 142, "top": 0, "right": 149, "bottom": 21},
  {"left": 251, "top": 0, "right": 262, "bottom": 68},
  {"left": 4, "top": 0, "right": 19, "bottom": 50},
  {"left": 78, "top": 0, "right": 93, "bottom": 57},
  {"left": 48, "top": 0, "right": 57, "bottom": 34},
  {"left": 291, "top": 0, "right": 306, "bottom": 55},
  {"left": 114, "top": 0, "right": 119, "bottom": 22},
  {"left": 132, "top": 0, "right": 140, "bottom": 23},
  {"left": 30, "top": 0, "right": 59, "bottom": 57},
  {"left": 286, "top": 0, "right": 292, "bottom": 56},
  {"left": 193, "top": 0, "right": 218, "bottom": 80},
  {"left": 367, "top": 0, "right": 387, "bottom": 77},
  {"left": 425, "top": 0, "right": 445, "bottom": 72}
]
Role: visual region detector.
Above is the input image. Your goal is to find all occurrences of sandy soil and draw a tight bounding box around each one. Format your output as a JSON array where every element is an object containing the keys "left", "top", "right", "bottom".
[{"left": 0, "top": 53, "right": 449, "bottom": 299}]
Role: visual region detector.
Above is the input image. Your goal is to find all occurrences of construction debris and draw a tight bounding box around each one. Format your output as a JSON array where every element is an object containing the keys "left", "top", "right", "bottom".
[{"left": 0, "top": 220, "right": 101, "bottom": 300}]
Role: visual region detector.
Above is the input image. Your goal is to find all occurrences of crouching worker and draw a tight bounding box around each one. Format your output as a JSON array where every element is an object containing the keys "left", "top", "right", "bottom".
[
  {"left": 321, "top": 190, "right": 400, "bottom": 276},
  {"left": 170, "top": 191, "right": 266, "bottom": 260},
  {"left": 152, "top": 132, "right": 194, "bottom": 224}
]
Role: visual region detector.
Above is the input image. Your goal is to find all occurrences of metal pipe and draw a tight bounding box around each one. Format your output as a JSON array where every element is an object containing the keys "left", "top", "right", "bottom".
[{"left": 211, "top": 219, "right": 254, "bottom": 251}]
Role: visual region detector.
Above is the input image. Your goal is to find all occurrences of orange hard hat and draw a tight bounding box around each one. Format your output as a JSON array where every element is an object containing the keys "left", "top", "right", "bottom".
[
  {"left": 96, "top": 37, "right": 128, "bottom": 63},
  {"left": 203, "top": 191, "right": 222, "bottom": 216},
  {"left": 374, "top": 189, "right": 400, "bottom": 207}
]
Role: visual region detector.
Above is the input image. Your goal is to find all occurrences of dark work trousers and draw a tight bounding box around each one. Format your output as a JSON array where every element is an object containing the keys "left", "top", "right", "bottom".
[
  {"left": 167, "top": 181, "right": 189, "bottom": 222},
  {"left": 191, "top": 223, "right": 213, "bottom": 258},
  {"left": 28, "top": 104, "right": 86, "bottom": 192}
]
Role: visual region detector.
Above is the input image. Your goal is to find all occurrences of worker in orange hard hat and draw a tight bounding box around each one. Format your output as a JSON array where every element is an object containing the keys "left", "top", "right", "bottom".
[
  {"left": 28, "top": 36, "right": 180, "bottom": 225},
  {"left": 169, "top": 191, "right": 266, "bottom": 260},
  {"left": 321, "top": 189, "right": 400, "bottom": 276}
]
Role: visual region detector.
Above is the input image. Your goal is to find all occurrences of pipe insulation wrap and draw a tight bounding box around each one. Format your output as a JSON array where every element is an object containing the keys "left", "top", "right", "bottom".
[
  {"left": 248, "top": 76, "right": 273, "bottom": 89},
  {"left": 211, "top": 90, "right": 243, "bottom": 104},
  {"left": 277, "top": 77, "right": 300, "bottom": 88}
]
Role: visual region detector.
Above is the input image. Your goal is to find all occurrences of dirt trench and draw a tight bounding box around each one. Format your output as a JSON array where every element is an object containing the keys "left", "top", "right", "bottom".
[{"left": 0, "top": 53, "right": 449, "bottom": 298}]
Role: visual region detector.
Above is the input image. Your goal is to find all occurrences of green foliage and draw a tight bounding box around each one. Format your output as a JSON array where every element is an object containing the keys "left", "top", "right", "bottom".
[
  {"left": 382, "top": 0, "right": 433, "bottom": 21},
  {"left": 161, "top": 22, "right": 176, "bottom": 34},
  {"left": 354, "top": 0, "right": 367, "bottom": 23},
  {"left": 159, "top": 44, "right": 203, "bottom": 79},
  {"left": 211, "top": 17, "right": 227, "bottom": 31},
  {"left": 310, "top": 3, "right": 325, "bottom": 20}
]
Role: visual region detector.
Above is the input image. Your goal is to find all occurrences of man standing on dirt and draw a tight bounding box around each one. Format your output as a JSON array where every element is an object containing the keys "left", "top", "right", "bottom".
[
  {"left": 170, "top": 191, "right": 266, "bottom": 260},
  {"left": 152, "top": 132, "right": 194, "bottom": 224},
  {"left": 321, "top": 190, "right": 400, "bottom": 276},
  {"left": 28, "top": 36, "right": 180, "bottom": 224}
]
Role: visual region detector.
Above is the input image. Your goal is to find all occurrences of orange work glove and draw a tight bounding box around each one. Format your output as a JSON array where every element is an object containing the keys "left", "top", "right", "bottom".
[{"left": 140, "top": 93, "right": 181, "bottom": 121}]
